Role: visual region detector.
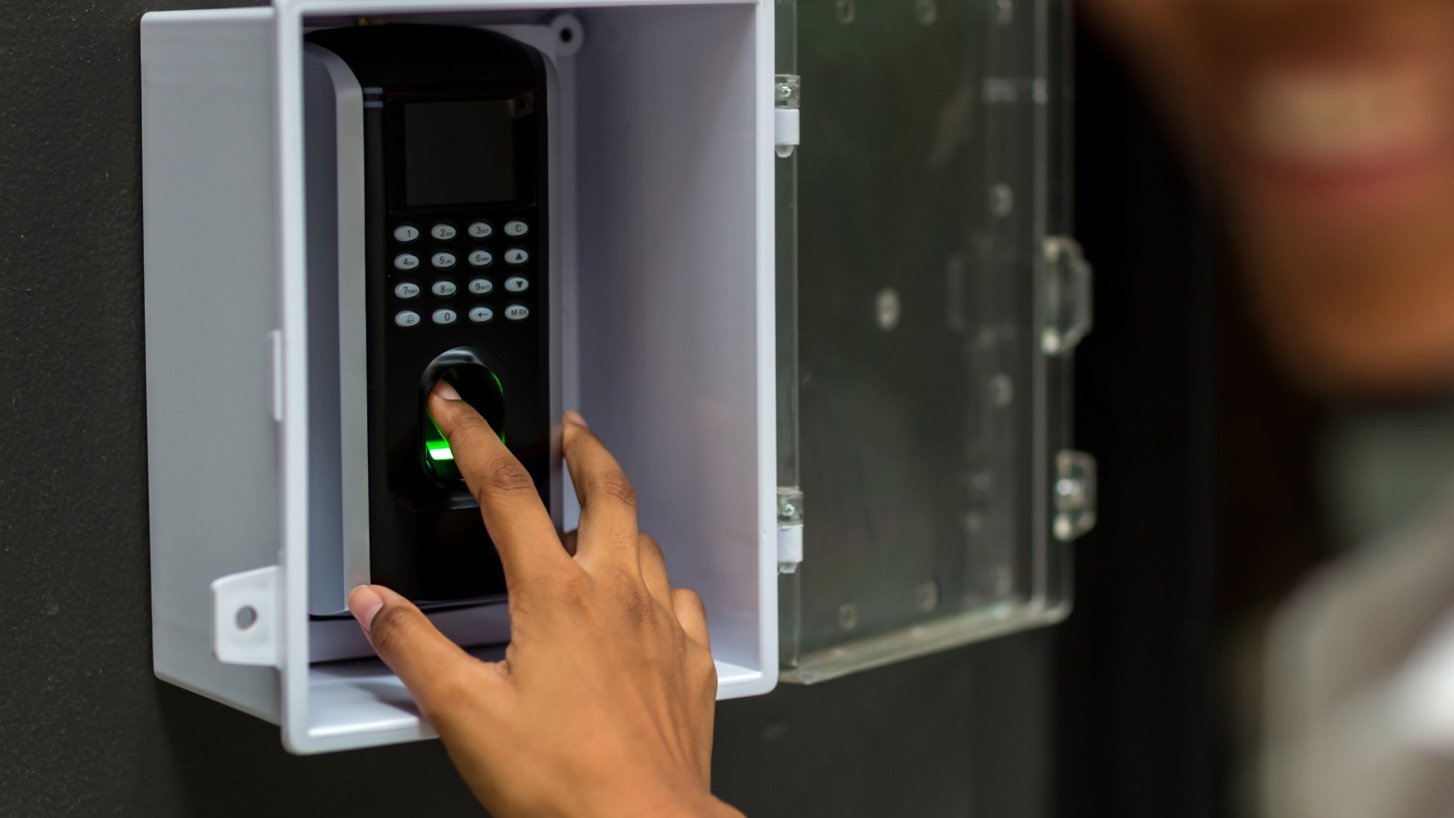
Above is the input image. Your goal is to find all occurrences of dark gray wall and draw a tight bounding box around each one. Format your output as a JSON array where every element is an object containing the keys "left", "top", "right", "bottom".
[{"left": 0, "top": 4, "right": 1060, "bottom": 816}]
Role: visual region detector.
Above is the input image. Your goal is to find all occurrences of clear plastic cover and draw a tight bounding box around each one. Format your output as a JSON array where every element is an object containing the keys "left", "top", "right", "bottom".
[{"left": 778, "top": 0, "right": 1085, "bottom": 682}]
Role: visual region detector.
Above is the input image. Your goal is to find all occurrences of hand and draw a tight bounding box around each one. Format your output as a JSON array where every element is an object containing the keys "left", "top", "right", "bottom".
[{"left": 344, "top": 382, "right": 741, "bottom": 818}]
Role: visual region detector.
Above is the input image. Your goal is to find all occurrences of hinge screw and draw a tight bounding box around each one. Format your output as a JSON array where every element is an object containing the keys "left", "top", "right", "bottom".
[
  {"left": 990, "top": 183, "right": 1015, "bottom": 217},
  {"left": 995, "top": 0, "right": 1015, "bottom": 26},
  {"left": 913, "top": 582, "right": 940, "bottom": 613},
  {"left": 914, "top": 0, "right": 937, "bottom": 26}
]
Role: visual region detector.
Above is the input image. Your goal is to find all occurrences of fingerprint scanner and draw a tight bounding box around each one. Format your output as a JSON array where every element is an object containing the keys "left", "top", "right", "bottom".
[{"left": 424, "top": 365, "right": 505, "bottom": 481}]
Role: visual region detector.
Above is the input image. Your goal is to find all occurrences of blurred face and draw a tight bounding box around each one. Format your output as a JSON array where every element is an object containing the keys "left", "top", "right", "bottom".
[{"left": 1088, "top": 0, "right": 1454, "bottom": 395}]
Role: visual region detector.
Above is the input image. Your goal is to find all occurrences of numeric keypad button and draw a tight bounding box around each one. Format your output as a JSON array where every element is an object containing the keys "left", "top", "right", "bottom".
[
  {"left": 468, "top": 278, "right": 493, "bottom": 295},
  {"left": 504, "top": 276, "right": 530, "bottom": 293},
  {"left": 504, "top": 220, "right": 529, "bottom": 237},
  {"left": 431, "top": 252, "right": 457, "bottom": 270},
  {"left": 468, "top": 249, "right": 494, "bottom": 267},
  {"left": 504, "top": 248, "right": 529, "bottom": 265},
  {"left": 469, "top": 306, "right": 494, "bottom": 324},
  {"left": 467, "top": 221, "right": 493, "bottom": 239},
  {"left": 394, "top": 253, "right": 420, "bottom": 271},
  {"left": 504, "top": 304, "right": 530, "bottom": 321},
  {"left": 432, "top": 280, "right": 457, "bottom": 297},
  {"left": 393, "top": 225, "right": 420, "bottom": 243},
  {"left": 430, "top": 223, "right": 457, "bottom": 241},
  {"left": 394, "top": 310, "right": 421, "bottom": 328},
  {"left": 394, "top": 282, "right": 420, "bottom": 300},
  {"left": 432, "top": 309, "right": 458, "bottom": 326}
]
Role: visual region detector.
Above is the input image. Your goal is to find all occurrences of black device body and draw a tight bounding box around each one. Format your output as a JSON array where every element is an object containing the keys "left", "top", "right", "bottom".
[{"left": 308, "top": 25, "right": 552, "bottom": 606}]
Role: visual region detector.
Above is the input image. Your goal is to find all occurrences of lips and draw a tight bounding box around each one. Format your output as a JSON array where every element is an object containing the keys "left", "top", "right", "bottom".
[
  {"left": 1251, "top": 65, "right": 1446, "bottom": 168},
  {"left": 1229, "top": 54, "right": 1454, "bottom": 217}
]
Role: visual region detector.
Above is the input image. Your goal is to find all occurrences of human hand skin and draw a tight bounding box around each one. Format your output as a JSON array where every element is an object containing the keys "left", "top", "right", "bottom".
[{"left": 345, "top": 382, "right": 744, "bottom": 818}]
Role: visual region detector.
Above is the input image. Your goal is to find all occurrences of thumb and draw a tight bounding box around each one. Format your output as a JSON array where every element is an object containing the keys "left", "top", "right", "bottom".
[{"left": 348, "top": 585, "right": 487, "bottom": 720}]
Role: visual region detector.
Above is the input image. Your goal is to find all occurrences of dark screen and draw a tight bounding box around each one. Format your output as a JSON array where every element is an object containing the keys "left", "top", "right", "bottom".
[{"left": 403, "top": 100, "right": 517, "bottom": 206}]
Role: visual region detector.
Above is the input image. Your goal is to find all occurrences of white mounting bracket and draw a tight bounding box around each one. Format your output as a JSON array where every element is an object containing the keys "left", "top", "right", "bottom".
[{"left": 211, "top": 564, "right": 283, "bottom": 667}]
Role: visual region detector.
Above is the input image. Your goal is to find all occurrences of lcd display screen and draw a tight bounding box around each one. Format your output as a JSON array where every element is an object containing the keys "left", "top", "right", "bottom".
[{"left": 403, "top": 100, "right": 518, "bottom": 206}]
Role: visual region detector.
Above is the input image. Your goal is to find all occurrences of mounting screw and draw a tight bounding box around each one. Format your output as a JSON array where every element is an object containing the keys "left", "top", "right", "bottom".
[{"left": 990, "top": 183, "right": 1014, "bottom": 217}]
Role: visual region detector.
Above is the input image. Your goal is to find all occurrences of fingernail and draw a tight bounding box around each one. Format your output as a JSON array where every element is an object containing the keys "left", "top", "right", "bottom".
[
  {"left": 564, "top": 410, "right": 588, "bottom": 428},
  {"left": 433, "top": 380, "right": 461, "bottom": 401},
  {"left": 347, "top": 585, "right": 384, "bottom": 633}
]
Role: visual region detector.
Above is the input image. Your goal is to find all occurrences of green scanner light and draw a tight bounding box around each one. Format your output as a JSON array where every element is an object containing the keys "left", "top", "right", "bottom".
[{"left": 424, "top": 416, "right": 456, "bottom": 461}]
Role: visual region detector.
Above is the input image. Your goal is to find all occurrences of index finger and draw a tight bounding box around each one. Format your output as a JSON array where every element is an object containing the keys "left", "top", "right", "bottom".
[{"left": 428, "top": 382, "right": 572, "bottom": 584}]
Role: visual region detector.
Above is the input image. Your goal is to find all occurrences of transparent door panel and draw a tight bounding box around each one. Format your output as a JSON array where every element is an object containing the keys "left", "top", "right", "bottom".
[{"left": 778, "top": 0, "right": 1092, "bottom": 682}]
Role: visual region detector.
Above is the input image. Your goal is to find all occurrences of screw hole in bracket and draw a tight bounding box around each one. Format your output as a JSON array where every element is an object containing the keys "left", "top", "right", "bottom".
[{"left": 235, "top": 605, "right": 258, "bottom": 631}]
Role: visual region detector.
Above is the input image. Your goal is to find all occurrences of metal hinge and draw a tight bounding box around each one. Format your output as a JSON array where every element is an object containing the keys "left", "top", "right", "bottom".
[
  {"left": 775, "top": 74, "right": 801, "bottom": 158},
  {"left": 1042, "top": 236, "right": 1093, "bottom": 356},
  {"left": 211, "top": 565, "right": 283, "bottom": 667},
  {"left": 777, "top": 487, "right": 805, "bottom": 573},
  {"left": 1053, "top": 451, "right": 1097, "bottom": 541}
]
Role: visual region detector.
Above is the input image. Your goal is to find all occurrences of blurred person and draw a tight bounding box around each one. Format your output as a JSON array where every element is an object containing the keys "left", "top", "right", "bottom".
[{"left": 1087, "top": 1, "right": 1454, "bottom": 816}]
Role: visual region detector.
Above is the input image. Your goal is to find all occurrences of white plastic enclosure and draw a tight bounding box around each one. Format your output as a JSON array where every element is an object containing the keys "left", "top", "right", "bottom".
[{"left": 142, "top": 0, "right": 777, "bottom": 754}]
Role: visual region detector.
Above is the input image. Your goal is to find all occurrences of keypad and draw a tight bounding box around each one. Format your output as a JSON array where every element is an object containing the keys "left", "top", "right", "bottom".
[{"left": 388, "top": 216, "right": 534, "bottom": 333}]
